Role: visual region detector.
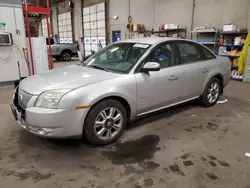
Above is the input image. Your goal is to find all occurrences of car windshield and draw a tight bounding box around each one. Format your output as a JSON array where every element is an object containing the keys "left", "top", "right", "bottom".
[{"left": 84, "top": 43, "right": 151, "bottom": 73}]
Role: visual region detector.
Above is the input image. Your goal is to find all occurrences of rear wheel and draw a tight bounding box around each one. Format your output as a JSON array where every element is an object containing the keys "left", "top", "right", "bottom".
[
  {"left": 83, "top": 99, "right": 127, "bottom": 145},
  {"left": 61, "top": 51, "right": 72, "bottom": 61},
  {"left": 200, "top": 77, "right": 221, "bottom": 107}
]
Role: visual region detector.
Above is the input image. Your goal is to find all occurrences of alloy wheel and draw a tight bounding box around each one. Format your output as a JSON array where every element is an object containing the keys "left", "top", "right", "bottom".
[
  {"left": 94, "top": 107, "right": 123, "bottom": 140},
  {"left": 207, "top": 81, "right": 219, "bottom": 104}
]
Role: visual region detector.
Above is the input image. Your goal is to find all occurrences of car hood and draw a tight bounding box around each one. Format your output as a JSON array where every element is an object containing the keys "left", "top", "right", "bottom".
[{"left": 19, "top": 65, "right": 120, "bottom": 95}]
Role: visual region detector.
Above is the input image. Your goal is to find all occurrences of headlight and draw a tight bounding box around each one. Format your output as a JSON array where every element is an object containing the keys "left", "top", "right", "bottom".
[{"left": 35, "top": 89, "right": 70, "bottom": 109}]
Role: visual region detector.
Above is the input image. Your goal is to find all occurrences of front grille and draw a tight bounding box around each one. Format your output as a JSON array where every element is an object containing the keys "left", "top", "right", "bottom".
[
  {"left": 18, "top": 88, "right": 33, "bottom": 109},
  {"left": 13, "top": 87, "right": 33, "bottom": 110}
]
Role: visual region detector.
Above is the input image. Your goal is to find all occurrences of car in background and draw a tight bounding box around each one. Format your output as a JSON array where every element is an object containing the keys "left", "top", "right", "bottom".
[
  {"left": 11, "top": 38, "right": 231, "bottom": 145},
  {"left": 46, "top": 36, "right": 78, "bottom": 61}
]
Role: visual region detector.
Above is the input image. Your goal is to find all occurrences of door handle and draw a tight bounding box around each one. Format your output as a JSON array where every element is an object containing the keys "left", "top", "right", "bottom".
[
  {"left": 169, "top": 75, "right": 178, "bottom": 81},
  {"left": 202, "top": 68, "right": 209, "bottom": 73}
]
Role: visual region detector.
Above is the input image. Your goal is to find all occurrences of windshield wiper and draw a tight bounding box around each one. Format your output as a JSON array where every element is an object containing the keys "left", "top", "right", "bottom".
[{"left": 88, "top": 64, "right": 112, "bottom": 72}]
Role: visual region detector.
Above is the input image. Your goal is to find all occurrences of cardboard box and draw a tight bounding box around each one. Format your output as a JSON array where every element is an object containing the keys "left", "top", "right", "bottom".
[
  {"left": 223, "top": 24, "right": 237, "bottom": 32},
  {"left": 164, "top": 24, "right": 169, "bottom": 30},
  {"left": 133, "top": 24, "right": 144, "bottom": 31},
  {"left": 233, "top": 59, "right": 238, "bottom": 67},
  {"left": 170, "top": 24, "right": 178, "bottom": 29},
  {"left": 164, "top": 24, "right": 185, "bottom": 30},
  {"left": 164, "top": 24, "right": 178, "bottom": 29}
]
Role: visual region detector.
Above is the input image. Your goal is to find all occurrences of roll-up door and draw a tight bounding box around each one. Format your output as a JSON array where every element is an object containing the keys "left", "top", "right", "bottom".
[
  {"left": 83, "top": 2, "right": 106, "bottom": 56},
  {"left": 58, "top": 12, "right": 73, "bottom": 43}
]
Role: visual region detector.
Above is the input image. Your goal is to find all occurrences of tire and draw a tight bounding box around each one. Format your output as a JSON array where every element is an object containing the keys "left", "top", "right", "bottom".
[
  {"left": 83, "top": 99, "right": 127, "bottom": 145},
  {"left": 200, "top": 77, "right": 221, "bottom": 107},
  {"left": 61, "top": 50, "right": 72, "bottom": 61}
]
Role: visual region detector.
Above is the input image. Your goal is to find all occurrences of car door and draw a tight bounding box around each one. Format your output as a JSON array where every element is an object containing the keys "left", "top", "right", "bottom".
[
  {"left": 197, "top": 44, "right": 219, "bottom": 94},
  {"left": 135, "top": 42, "right": 183, "bottom": 115},
  {"left": 174, "top": 41, "right": 209, "bottom": 100}
]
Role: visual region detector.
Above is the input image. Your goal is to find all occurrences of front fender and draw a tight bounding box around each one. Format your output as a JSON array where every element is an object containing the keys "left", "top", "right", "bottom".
[{"left": 58, "top": 75, "right": 137, "bottom": 118}]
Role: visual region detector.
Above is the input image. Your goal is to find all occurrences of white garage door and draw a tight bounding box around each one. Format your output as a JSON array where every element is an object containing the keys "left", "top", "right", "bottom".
[
  {"left": 83, "top": 3, "right": 106, "bottom": 56},
  {"left": 58, "top": 12, "right": 73, "bottom": 44}
]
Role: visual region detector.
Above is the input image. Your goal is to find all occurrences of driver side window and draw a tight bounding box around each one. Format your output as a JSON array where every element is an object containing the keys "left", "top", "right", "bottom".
[{"left": 146, "top": 43, "right": 176, "bottom": 68}]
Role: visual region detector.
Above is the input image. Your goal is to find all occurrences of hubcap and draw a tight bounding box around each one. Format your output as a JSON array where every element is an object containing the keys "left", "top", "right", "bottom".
[
  {"left": 207, "top": 82, "right": 219, "bottom": 103},
  {"left": 94, "top": 107, "right": 123, "bottom": 140}
]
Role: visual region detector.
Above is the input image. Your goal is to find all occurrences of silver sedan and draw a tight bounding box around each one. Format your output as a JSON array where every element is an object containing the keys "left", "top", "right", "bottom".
[{"left": 10, "top": 38, "right": 231, "bottom": 145}]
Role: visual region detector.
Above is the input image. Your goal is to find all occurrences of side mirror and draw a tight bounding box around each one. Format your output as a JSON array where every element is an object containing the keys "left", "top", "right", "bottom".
[{"left": 141, "top": 62, "right": 160, "bottom": 72}]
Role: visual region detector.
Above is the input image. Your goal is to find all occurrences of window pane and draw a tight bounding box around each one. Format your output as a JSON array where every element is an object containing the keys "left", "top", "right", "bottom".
[
  {"left": 178, "top": 42, "right": 204, "bottom": 64},
  {"left": 200, "top": 45, "right": 216, "bottom": 59},
  {"left": 147, "top": 43, "right": 175, "bottom": 68}
]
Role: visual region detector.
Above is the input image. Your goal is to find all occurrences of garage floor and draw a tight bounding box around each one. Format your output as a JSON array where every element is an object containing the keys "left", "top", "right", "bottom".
[{"left": 1, "top": 76, "right": 250, "bottom": 188}]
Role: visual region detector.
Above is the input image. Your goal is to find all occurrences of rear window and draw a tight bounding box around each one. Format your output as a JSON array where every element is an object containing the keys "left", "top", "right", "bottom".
[{"left": 199, "top": 45, "right": 216, "bottom": 60}]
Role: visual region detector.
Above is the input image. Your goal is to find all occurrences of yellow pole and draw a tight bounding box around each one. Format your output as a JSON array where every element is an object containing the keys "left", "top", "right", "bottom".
[{"left": 238, "top": 32, "right": 250, "bottom": 74}]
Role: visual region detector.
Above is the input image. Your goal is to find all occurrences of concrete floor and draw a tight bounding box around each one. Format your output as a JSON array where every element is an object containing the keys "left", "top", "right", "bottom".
[{"left": 1, "top": 67, "right": 250, "bottom": 187}]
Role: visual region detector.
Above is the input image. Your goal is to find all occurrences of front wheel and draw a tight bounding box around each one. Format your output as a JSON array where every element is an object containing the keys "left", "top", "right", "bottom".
[
  {"left": 83, "top": 99, "right": 127, "bottom": 145},
  {"left": 200, "top": 77, "right": 221, "bottom": 107}
]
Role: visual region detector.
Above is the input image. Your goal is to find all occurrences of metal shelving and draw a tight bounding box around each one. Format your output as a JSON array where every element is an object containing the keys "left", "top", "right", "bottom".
[
  {"left": 219, "top": 31, "right": 249, "bottom": 80},
  {"left": 219, "top": 31, "right": 248, "bottom": 67},
  {"left": 191, "top": 29, "right": 219, "bottom": 33},
  {"left": 130, "top": 29, "right": 154, "bottom": 37},
  {"left": 130, "top": 27, "right": 187, "bottom": 38},
  {"left": 191, "top": 29, "right": 220, "bottom": 52},
  {"left": 220, "top": 31, "right": 248, "bottom": 35},
  {"left": 154, "top": 26, "right": 187, "bottom": 38}
]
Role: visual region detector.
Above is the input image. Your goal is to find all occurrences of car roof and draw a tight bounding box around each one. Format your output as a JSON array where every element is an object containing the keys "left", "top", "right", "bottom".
[{"left": 118, "top": 37, "right": 185, "bottom": 45}]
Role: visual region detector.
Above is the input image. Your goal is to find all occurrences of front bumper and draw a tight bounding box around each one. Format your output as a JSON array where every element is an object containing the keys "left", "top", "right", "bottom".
[{"left": 11, "top": 100, "right": 88, "bottom": 138}]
